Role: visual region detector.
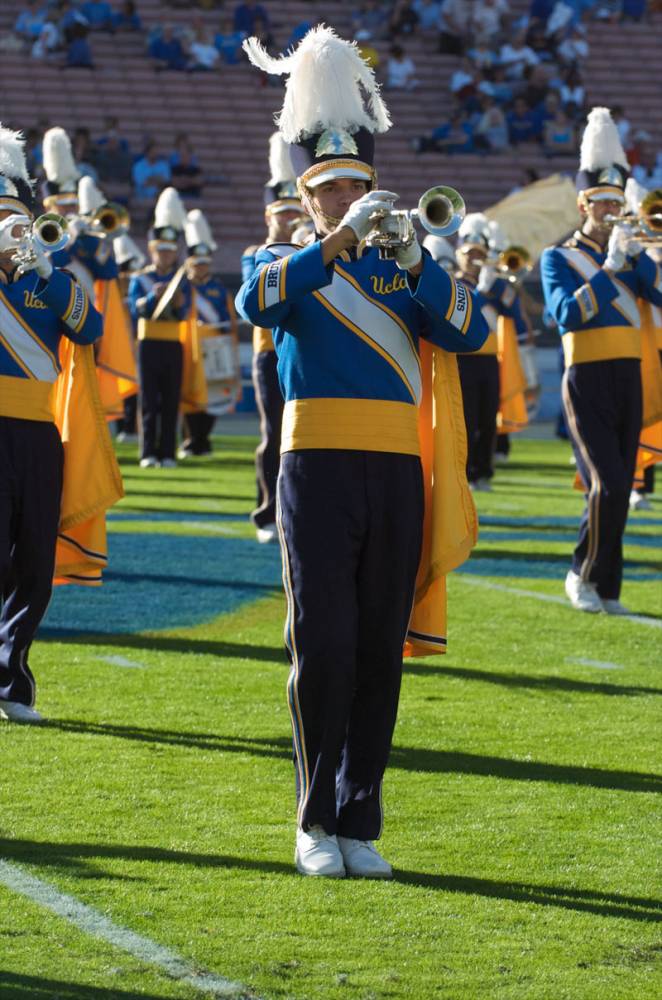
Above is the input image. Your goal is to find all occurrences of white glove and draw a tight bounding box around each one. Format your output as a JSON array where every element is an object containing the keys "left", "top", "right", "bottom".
[
  {"left": 604, "top": 225, "right": 628, "bottom": 272},
  {"left": 477, "top": 263, "right": 497, "bottom": 293},
  {"left": 339, "top": 189, "right": 398, "bottom": 241},
  {"left": 0, "top": 213, "right": 30, "bottom": 252},
  {"left": 65, "top": 215, "right": 86, "bottom": 243},
  {"left": 15, "top": 242, "right": 53, "bottom": 280},
  {"left": 618, "top": 221, "right": 644, "bottom": 258},
  {"left": 394, "top": 236, "right": 422, "bottom": 271}
]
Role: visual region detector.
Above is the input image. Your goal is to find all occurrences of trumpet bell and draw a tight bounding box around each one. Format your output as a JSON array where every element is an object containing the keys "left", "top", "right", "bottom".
[
  {"left": 33, "top": 212, "right": 69, "bottom": 254},
  {"left": 416, "top": 186, "right": 465, "bottom": 238},
  {"left": 497, "top": 245, "right": 532, "bottom": 276},
  {"left": 640, "top": 188, "right": 662, "bottom": 236},
  {"left": 91, "top": 202, "right": 130, "bottom": 237}
]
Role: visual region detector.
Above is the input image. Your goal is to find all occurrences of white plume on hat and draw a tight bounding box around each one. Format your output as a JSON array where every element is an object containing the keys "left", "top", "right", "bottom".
[
  {"left": 78, "top": 175, "right": 105, "bottom": 215},
  {"left": 113, "top": 233, "right": 146, "bottom": 270},
  {"left": 487, "top": 219, "right": 508, "bottom": 252},
  {"left": 268, "top": 132, "right": 296, "bottom": 185},
  {"left": 243, "top": 25, "right": 391, "bottom": 143},
  {"left": 153, "top": 187, "right": 187, "bottom": 230},
  {"left": 458, "top": 212, "right": 491, "bottom": 245},
  {"left": 624, "top": 176, "right": 648, "bottom": 215},
  {"left": 185, "top": 208, "right": 217, "bottom": 251},
  {"left": 579, "top": 107, "right": 628, "bottom": 171},
  {"left": 0, "top": 124, "right": 30, "bottom": 183},
  {"left": 42, "top": 126, "right": 79, "bottom": 186},
  {"left": 423, "top": 234, "right": 455, "bottom": 266}
]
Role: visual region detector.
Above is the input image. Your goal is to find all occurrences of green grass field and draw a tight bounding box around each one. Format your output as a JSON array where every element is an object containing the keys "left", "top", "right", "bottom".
[{"left": 1, "top": 434, "right": 660, "bottom": 1000}]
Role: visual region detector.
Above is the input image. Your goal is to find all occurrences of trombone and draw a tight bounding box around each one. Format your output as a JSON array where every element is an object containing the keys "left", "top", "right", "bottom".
[
  {"left": 604, "top": 189, "right": 662, "bottom": 244},
  {"left": 86, "top": 202, "right": 131, "bottom": 239},
  {"left": 365, "top": 186, "right": 465, "bottom": 259},
  {"left": 491, "top": 245, "right": 533, "bottom": 282},
  {"left": 11, "top": 212, "right": 69, "bottom": 270}
]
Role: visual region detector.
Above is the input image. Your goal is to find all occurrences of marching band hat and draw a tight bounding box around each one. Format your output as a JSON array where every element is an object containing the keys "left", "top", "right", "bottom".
[
  {"left": 113, "top": 233, "right": 146, "bottom": 272},
  {"left": 42, "top": 126, "right": 80, "bottom": 208},
  {"left": 184, "top": 208, "right": 217, "bottom": 261},
  {"left": 244, "top": 25, "right": 391, "bottom": 191},
  {"left": 422, "top": 234, "right": 456, "bottom": 271},
  {"left": 264, "top": 132, "right": 301, "bottom": 213},
  {"left": 457, "top": 213, "right": 491, "bottom": 251},
  {"left": 576, "top": 107, "right": 629, "bottom": 203},
  {"left": 148, "top": 187, "right": 186, "bottom": 250},
  {"left": 78, "top": 174, "right": 105, "bottom": 216},
  {"left": 0, "top": 124, "right": 35, "bottom": 217}
]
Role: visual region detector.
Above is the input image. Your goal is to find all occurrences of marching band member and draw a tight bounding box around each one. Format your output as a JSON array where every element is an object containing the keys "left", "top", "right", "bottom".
[
  {"left": 242, "top": 133, "right": 304, "bottom": 543},
  {"left": 0, "top": 125, "right": 102, "bottom": 722},
  {"left": 541, "top": 108, "right": 662, "bottom": 614},
  {"left": 237, "top": 27, "right": 487, "bottom": 879},
  {"left": 422, "top": 233, "right": 456, "bottom": 273},
  {"left": 454, "top": 213, "right": 527, "bottom": 490},
  {"left": 179, "top": 208, "right": 238, "bottom": 458},
  {"left": 113, "top": 233, "right": 146, "bottom": 443},
  {"left": 128, "top": 188, "right": 191, "bottom": 469}
]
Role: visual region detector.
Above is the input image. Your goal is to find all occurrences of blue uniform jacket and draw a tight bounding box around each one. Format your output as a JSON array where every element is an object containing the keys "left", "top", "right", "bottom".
[
  {"left": 127, "top": 266, "right": 191, "bottom": 335},
  {"left": 193, "top": 275, "right": 231, "bottom": 327},
  {"left": 52, "top": 232, "right": 119, "bottom": 283}
]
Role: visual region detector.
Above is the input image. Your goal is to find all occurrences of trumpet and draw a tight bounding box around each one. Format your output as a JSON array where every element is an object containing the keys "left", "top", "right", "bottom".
[
  {"left": 87, "top": 202, "right": 131, "bottom": 238},
  {"left": 490, "top": 245, "right": 533, "bottom": 282},
  {"left": 365, "top": 186, "right": 466, "bottom": 259},
  {"left": 11, "top": 212, "right": 69, "bottom": 270},
  {"left": 604, "top": 190, "right": 662, "bottom": 244}
]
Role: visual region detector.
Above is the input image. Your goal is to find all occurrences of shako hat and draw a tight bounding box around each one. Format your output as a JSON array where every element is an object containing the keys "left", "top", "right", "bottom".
[
  {"left": 148, "top": 187, "right": 186, "bottom": 249},
  {"left": 42, "top": 127, "right": 80, "bottom": 208},
  {"left": 184, "top": 208, "right": 217, "bottom": 261},
  {"left": 78, "top": 175, "right": 106, "bottom": 216},
  {"left": 243, "top": 25, "right": 391, "bottom": 190},
  {"left": 113, "top": 233, "right": 146, "bottom": 272},
  {"left": 457, "top": 213, "right": 491, "bottom": 251},
  {"left": 576, "top": 107, "right": 629, "bottom": 203},
  {"left": 264, "top": 132, "right": 300, "bottom": 212},
  {"left": 0, "top": 124, "right": 35, "bottom": 217},
  {"left": 422, "top": 234, "right": 456, "bottom": 272}
]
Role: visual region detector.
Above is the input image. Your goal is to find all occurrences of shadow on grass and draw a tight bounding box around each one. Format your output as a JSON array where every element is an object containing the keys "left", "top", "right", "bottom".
[
  {"left": 37, "top": 633, "right": 286, "bottom": 665},
  {"left": 117, "top": 490, "right": 254, "bottom": 503},
  {"left": 1, "top": 838, "right": 659, "bottom": 924},
  {"left": 35, "top": 720, "right": 661, "bottom": 793},
  {"left": 116, "top": 506, "right": 250, "bottom": 518},
  {"left": 402, "top": 662, "right": 662, "bottom": 697},
  {"left": 104, "top": 571, "right": 278, "bottom": 592},
  {"left": 469, "top": 549, "right": 662, "bottom": 571},
  {"left": 0, "top": 975, "right": 180, "bottom": 1000}
]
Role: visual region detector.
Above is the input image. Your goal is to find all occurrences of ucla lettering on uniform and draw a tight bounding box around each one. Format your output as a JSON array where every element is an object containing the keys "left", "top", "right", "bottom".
[
  {"left": 23, "top": 290, "right": 48, "bottom": 310},
  {"left": 369, "top": 274, "right": 407, "bottom": 296}
]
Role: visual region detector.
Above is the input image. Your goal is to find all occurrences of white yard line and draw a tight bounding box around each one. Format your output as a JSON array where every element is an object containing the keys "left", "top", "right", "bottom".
[
  {"left": 456, "top": 576, "right": 662, "bottom": 629},
  {"left": 0, "top": 860, "right": 256, "bottom": 999},
  {"left": 96, "top": 655, "right": 146, "bottom": 669},
  {"left": 566, "top": 657, "right": 624, "bottom": 671}
]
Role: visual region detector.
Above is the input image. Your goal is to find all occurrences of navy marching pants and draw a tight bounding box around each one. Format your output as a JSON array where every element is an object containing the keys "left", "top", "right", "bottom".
[
  {"left": 458, "top": 354, "right": 499, "bottom": 482},
  {"left": 0, "top": 418, "right": 63, "bottom": 706},
  {"left": 277, "top": 450, "right": 424, "bottom": 840},
  {"left": 138, "top": 340, "right": 183, "bottom": 461},
  {"left": 252, "top": 350, "right": 283, "bottom": 528},
  {"left": 562, "top": 359, "right": 642, "bottom": 599}
]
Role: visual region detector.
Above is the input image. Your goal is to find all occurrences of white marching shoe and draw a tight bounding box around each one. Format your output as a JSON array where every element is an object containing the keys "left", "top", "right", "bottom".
[
  {"left": 602, "top": 599, "right": 632, "bottom": 616},
  {"left": 256, "top": 523, "right": 278, "bottom": 544},
  {"left": 295, "top": 826, "right": 346, "bottom": 878},
  {"left": 0, "top": 700, "right": 43, "bottom": 723},
  {"left": 337, "top": 837, "right": 393, "bottom": 879},
  {"left": 565, "top": 570, "right": 602, "bottom": 613},
  {"left": 629, "top": 490, "right": 652, "bottom": 511},
  {"left": 139, "top": 456, "right": 159, "bottom": 468}
]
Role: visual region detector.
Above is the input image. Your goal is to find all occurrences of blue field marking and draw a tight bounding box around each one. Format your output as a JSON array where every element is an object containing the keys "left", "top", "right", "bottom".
[
  {"left": 42, "top": 534, "right": 282, "bottom": 636},
  {"left": 479, "top": 515, "right": 662, "bottom": 528},
  {"left": 478, "top": 530, "right": 661, "bottom": 549},
  {"left": 456, "top": 559, "right": 660, "bottom": 581},
  {"left": 108, "top": 511, "right": 239, "bottom": 522}
]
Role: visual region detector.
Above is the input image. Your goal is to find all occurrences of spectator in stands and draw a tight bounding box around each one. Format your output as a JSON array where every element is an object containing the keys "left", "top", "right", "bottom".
[
  {"left": 535, "top": 89, "right": 561, "bottom": 130},
  {"left": 351, "top": 1, "right": 389, "bottom": 41},
  {"left": 612, "top": 105, "right": 631, "bottom": 150},
  {"left": 57, "top": 1, "right": 90, "bottom": 44},
  {"left": 14, "top": 1, "right": 46, "bottom": 43},
  {"left": 526, "top": 21, "right": 557, "bottom": 61},
  {"left": 72, "top": 127, "right": 99, "bottom": 179},
  {"left": 621, "top": 0, "right": 647, "bottom": 21},
  {"left": 529, "top": 0, "right": 556, "bottom": 22},
  {"left": 467, "top": 40, "right": 498, "bottom": 70},
  {"left": 94, "top": 125, "right": 133, "bottom": 190},
  {"left": 133, "top": 141, "right": 172, "bottom": 199},
  {"left": 412, "top": 110, "right": 474, "bottom": 153},
  {"left": 250, "top": 13, "right": 275, "bottom": 52},
  {"left": 96, "top": 116, "right": 131, "bottom": 155},
  {"left": 473, "top": 96, "right": 509, "bottom": 152},
  {"left": 471, "top": 0, "right": 508, "bottom": 46},
  {"left": 170, "top": 134, "right": 205, "bottom": 198},
  {"left": 631, "top": 134, "right": 662, "bottom": 187},
  {"left": 477, "top": 65, "right": 514, "bottom": 105},
  {"left": 557, "top": 24, "right": 588, "bottom": 65},
  {"left": 284, "top": 21, "right": 313, "bottom": 52},
  {"left": 149, "top": 24, "right": 187, "bottom": 71},
  {"left": 388, "top": 0, "right": 420, "bottom": 37},
  {"left": 413, "top": 0, "right": 443, "bottom": 31},
  {"left": 24, "top": 127, "right": 44, "bottom": 176},
  {"left": 499, "top": 31, "right": 540, "bottom": 79},
  {"left": 112, "top": 1, "right": 142, "bottom": 32},
  {"left": 438, "top": 0, "right": 470, "bottom": 55},
  {"left": 31, "top": 14, "right": 60, "bottom": 60},
  {"left": 557, "top": 65, "right": 585, "bottom": 119},
  {"left": 507, "top": 96, "right": 542, "bottom": 144},
  {"left": 79, "top": 0, "right": 114, "bottom": 32},
  {"left": 385, "top": 44, "right": 419, "bottom": 89},
  {"left": 542, "top": 107, "right": 576, "bottom": 155},
  {"left": 187, "top": 23, "right": 220, "bottom": 71},
  {"left": 64, "top": 21, "right": 95, "bottom": 68},
  {"left": 233, "top": 1, "right": 270, "bottom": 36},
  {"left": 215, "top": 14, "right": 245, "bottom": 64},
  {"left": 522, "top": 63, "right": 552, "bottom": 109},
  {"left": 450, "top": 57, "right": 478, "bottom": 110}
]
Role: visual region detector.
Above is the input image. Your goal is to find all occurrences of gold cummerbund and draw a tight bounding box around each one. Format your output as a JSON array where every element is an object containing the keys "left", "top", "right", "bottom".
[
  {"left": 138, "top": 319, "right": 182, "bottom": 342},
  {"left": 253, "top": 326, "right": 275, "bottom": 353},
  {"left": 0, "top": 374, "right": 55, "bottom": 422},
  {"left": 281, "top": 397, "right": 420, "bottom": 455},
  {"left": 562, "top": 326, "right": 642, "bottom": 366},
  {"left": 656, "top": 327, "right": 662, "bottom": 351},
  {"left": 476, "top": 331, "right": 498, "bottom": 356}
]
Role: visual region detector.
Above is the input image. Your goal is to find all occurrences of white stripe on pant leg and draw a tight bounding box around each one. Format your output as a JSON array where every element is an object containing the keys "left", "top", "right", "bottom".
[
  {"left": 561, "top": 371, "right": 602, "bottom": 582},
  {"left": 0, "top": 860, "right": 258, "bottom": 999}
]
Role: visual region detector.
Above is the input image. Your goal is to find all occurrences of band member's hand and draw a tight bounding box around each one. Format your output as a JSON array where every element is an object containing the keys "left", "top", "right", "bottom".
[
  {"left": 152, "top": 282, "right": 166, "bottom": 299},
  {"left": 0, "top": 213, "right": 30, "bottom": 253},
  {"left": 604, "top": 225, "right": 628, "bottom": 272},
  {"left": 394, "top": 235, "right": 422, "bottom": 272},
  {"left": 339, "top": 190, "right": 399, "bottom": 241},
  {"left": 15, "top": 242, "right": 53, "bottom": 280},
  {"left": 617, "top": 222, "right": 644, "bottom": 258},
  {"left": 477, "top": 263, "right": 497, "bottom": 293}
]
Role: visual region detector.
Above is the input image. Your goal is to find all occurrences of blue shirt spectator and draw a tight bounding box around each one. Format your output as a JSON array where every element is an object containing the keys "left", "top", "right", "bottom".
[
  {"left": 15, "top": 2, "right": 46, "bottom": 39},
  {"left": 215, "top": 26, "right": 245, "bottom": 64},
  {"left": 66, "top": 33, "right": 94, "bottom": 68},
  {"left": 507, "top": 98, "right": 542, "bottom": 144},
  {"left": 432, "top": 117, "right": 474, "bottom": 153},
  {"left": 112, "top": 1, "right": 142, "bottom": 31},
  {"left": 529, "top": 0, "right": 555, "bottom": 20},
  {"left": 148, "top": 27, "right": 187, "bottom": 71},
  {"left": 233, "top": 2, "right": 270, "bottom": 36},
  {"left": 79, "top": 1, "right": 114, "bottom": 30},
  {"left": 133, "top": 142, "right": 171, "bottom": 199}
]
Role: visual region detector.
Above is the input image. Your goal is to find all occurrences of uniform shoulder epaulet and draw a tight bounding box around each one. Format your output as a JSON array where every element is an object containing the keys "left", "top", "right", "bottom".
[
  {"left": 262, "top": 241, "right": 299, "bottom": 260},
  {"left": 243, "top": 243, "right": 260, "bottom": 257}
]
